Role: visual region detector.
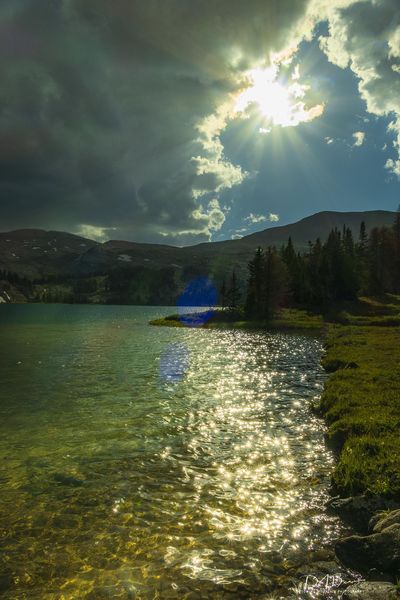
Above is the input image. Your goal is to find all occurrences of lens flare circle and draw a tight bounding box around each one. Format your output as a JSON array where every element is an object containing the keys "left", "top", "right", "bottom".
[{"left": 177, "top": 277, "right": 217, "bottom": 327}]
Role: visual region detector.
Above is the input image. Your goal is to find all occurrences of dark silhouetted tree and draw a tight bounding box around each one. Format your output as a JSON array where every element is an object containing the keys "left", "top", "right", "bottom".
[{"left": 227, "top": 270, "right": 240, "bottom": 309}]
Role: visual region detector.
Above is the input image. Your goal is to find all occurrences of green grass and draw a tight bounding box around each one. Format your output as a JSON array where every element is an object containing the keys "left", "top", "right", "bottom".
[
  {"left": 149, "top": 314, "right": 185, "bottom": 327},
  {"left": 149, "top": 307, "right": 324, "bottom": 331},
  {"left": 318, "top": 321, "right": 400, "bottom": 498}
]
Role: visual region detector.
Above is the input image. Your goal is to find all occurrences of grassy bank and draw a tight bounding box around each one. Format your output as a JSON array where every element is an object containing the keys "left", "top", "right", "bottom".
[
  {"left": 149, "top": 307, "right": 324, "bottom": 331},
  {"left": 318, "top": 294, "right": 400, "bottom": 498},
  {"left": 318, "top": 322, "right": 400, "bottom": 498}
]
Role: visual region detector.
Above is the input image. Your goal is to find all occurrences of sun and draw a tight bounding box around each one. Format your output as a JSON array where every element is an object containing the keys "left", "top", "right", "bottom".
[{"left": 234, "top": 65, "right": 324, "bottom": 129}]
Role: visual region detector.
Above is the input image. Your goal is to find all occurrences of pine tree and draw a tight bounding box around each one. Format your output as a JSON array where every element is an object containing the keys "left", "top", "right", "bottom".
[
  {"left": 227, "top": 270, "right": 240, "bottom": 309},
  {"left": 262, "top": 247, "right": 286, "bottom": 319},
  {"left": 356, "top": 221, "right": 369, "bottom": 293},
  {"left": 281, "top": 237, "right": 299, "bottom": 302},
  {"left": 245, "top": 247, "right": 264, "bottom": 317},
  {"left": 219, "top": 278, "right": 227, "bottom": 308},
  {"left": 392, "top": 208, "right": 400, "bottom": 293},
  {"left": 367, "top": 227, "right": 394, "bottom": 294}
]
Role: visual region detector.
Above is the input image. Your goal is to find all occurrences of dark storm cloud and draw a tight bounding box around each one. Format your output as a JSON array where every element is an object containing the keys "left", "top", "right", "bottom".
[{"left": 0, "top": 0, "right": 311, "bottom": 242}]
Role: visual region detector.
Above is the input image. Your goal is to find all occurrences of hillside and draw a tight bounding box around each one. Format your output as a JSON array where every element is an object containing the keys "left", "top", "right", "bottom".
[
  {"left": 0, "top": 210, "right": 396, "bottom": 304},
  {"left": 234, "top": 210, "right": 395, "bottom": 249}
]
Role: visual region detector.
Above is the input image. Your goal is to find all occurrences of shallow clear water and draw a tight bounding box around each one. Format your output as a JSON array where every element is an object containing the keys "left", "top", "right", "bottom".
[{"left": 0, "top": 305, "right": 347, "bottom": 599}]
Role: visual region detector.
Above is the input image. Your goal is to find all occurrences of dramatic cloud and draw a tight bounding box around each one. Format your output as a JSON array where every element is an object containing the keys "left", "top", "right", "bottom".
[
  {"left": 0, "top": 0, "right": 311, "bottom": 243},
  {"left": 0, "top": 0, "right": 398, "bottom": 242},
  {"left": 316, "top": 0, "right": 400, "bottom": 175}
]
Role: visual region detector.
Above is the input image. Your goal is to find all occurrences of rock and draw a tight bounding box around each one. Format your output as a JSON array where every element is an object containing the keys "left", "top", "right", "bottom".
[
  {"left": 335, "top": 523, "right": 400, "bottom": 576},
  {"left": 296, "top": 560, "right": 345, "bottom": 579},
  {"left": 0, "top": 573, "right": 14, "bottom": 592},
  {"left": 53, "top": 472, "right": 85, "bottom": 486},
  {"left": 342, "top": 581, "right": 398, "bottom": 599},
  {"left": 369, "top": 511, "right": 389, "bottom": 532},
  {"left": 322, "top": 359, "right": 359, "bottom": 373},
  {"left": 327, "top": 494, "right": 400, "bottom": 533},
  {"left": 370, "top": 509, "right": 400, "bottom": 534},
  {"left": 85, "top": 586, "right": 124, "bottom": 599},
  {"left": 366, "top": 568, "right": 394, "bottom": 582}
]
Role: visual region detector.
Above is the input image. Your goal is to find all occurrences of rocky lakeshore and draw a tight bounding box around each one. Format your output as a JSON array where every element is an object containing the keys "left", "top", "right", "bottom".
[{"left": 326, "top": 496, "right": 400, "bottom": 598}]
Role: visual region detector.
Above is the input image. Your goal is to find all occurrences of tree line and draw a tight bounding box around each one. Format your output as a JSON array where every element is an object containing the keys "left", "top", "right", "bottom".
[{"left": 222, "top": 212, "right": 400, "bottom": 320}]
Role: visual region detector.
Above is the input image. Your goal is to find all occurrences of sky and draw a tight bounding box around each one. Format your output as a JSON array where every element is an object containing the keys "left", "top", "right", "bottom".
[{"left": 0, "top": 0, "right": 399, "bottom": 245}]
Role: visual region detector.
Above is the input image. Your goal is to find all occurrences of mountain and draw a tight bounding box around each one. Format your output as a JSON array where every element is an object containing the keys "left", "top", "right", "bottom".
[
  {"left": 0, "top": 229, "right": 98, "bottom": 279},
  {"left": 233, "top": 210, "right": 396, "bottom": 249},
  {"left": 0, "top": 210, "right": 396, "bottom": 304}
]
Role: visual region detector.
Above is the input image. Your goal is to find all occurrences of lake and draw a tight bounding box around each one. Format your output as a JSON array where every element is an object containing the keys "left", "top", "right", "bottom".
[{"left": 0, "top": 305, "right": 349, "bottom": 598}]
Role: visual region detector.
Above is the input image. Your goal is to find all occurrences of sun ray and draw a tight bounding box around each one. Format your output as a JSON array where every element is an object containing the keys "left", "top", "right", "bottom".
[{"left": 234, "top": 65, "right": 324, "bottom": 129}]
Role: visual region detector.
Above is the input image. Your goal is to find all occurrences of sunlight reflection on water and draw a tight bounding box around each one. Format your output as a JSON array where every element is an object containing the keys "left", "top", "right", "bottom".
[
  {"left": 0, "top": 305, "right": 350, "bottom": 599},
  {"left": 159, "top": 342, "right": 190, "bottom": 383}
]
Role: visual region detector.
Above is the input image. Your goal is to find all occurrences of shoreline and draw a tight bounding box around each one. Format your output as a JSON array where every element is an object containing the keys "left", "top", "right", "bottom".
[
  {"left": 149, "top": 307, "right": 325, "bottom": 331},
  {"left": 151, "top": 298, "right": 400, "bottom": 594},
  {"left": 317, "top": 322, "right": 400, "bottom": 593}
]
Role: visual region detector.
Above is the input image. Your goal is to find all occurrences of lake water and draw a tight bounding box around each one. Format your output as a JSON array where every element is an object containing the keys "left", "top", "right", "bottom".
[{"left": 0, "top": 305, "right": 349, "bottom": 599}]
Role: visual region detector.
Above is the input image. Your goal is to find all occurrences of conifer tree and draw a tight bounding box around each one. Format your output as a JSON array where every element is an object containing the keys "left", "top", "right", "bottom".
[
  {"left": 393, "top": 208, "right": 400, "bottom": 293},
  {"left": 227, "top": 270, "right": 240, "bottom": 309},
  {"left": 219, "top": 278, "right": 227, "bottom": 308},
  {"left": 245, "top": 247, "right": 264, "bottom": 317},
  {"left": 262, "top": 247, "right": 286, "bottom": 320}
]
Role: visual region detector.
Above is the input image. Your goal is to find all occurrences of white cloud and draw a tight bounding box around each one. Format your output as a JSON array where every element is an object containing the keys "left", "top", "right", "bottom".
[
  {"left": 385, "top": 158, "right": 400, "bottom": 177},
  {"left": 245, "top": 213, "right": 268, "bottom": 224},
  {"left": 352, "top": 131, "right": 365, "bottom": 147},
  {"left": 189, "top": 198, "right": 227, "bottom": 237},
  {"left": 244, "top": 212, "right": 280, "bottom": 224},
  {"left": 206, "top": 199, "right": 227, "bottom": 232},
  {"left": 75, "top": 224, "right": 113, "bottom": 242},
  {"left": 230, "top": 227, "right": 249, "bottom": 239},
  {"left": 192, "top": 100, "right": 248, "bottom": 199}
]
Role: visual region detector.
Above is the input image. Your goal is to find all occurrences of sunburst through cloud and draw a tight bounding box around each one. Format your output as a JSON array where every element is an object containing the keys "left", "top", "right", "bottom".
[{"left": 234, "top": 64, "right": 324, "bottom": 130}]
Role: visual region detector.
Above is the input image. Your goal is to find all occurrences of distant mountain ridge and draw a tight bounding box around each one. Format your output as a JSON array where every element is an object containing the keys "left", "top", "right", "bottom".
[
  {"left": 233, "top": 210, "right": 396, "bottom": 248},
  {"left": 0, "top": 210, "right": 396, "bottom": 282}
]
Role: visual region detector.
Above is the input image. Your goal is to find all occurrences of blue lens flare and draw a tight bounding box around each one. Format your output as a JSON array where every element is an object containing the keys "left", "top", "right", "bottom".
[
  {"left": 177, "top": 277, "right": 217, "bottom": 327},
  {"left": 159, "top": 342, "right": 190, "bottom": 383}
]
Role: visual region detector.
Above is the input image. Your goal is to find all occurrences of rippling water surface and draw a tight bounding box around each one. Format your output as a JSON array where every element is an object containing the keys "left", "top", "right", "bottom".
[{"left": 0, "top": 305, "right": 348, "bottom": 598}]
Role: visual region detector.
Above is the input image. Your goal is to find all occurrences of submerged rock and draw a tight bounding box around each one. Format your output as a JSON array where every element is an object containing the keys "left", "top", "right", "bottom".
[
  {"left": 53, "top": 472, "right": 85, "bottom": 486},
  {"left": 335, "top": 523, "right": 400, "bottom": 576},
  {"left": 0, "top": 572, "right": 14, "bottom": 592},
  {"left": 342, "top": 580, "right": 398, "bottom": 599},
  {"left": 295, "top": 559, "right": 347, "bottom": 579}
]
